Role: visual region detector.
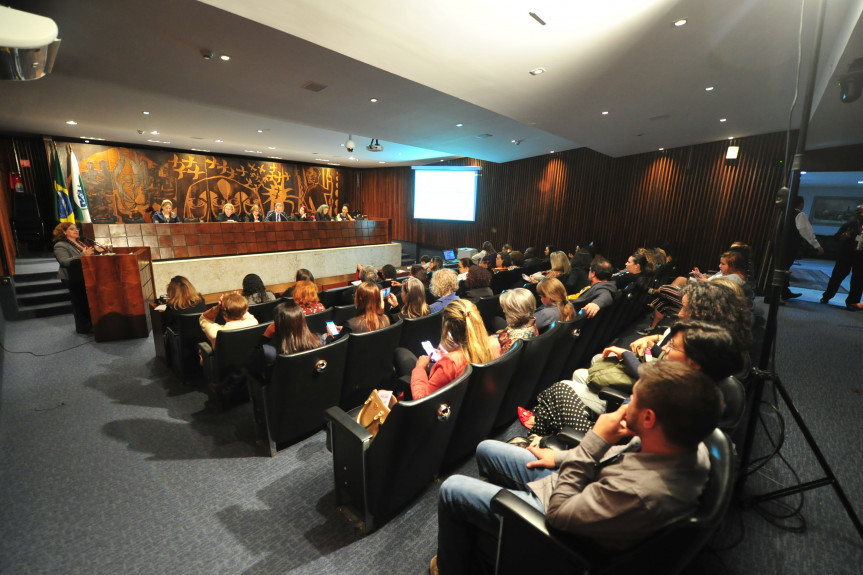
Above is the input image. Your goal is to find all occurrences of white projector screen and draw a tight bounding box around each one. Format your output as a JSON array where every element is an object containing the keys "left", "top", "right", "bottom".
[{"left": 412, "top": 166, "right": 480, "bottom": 221}]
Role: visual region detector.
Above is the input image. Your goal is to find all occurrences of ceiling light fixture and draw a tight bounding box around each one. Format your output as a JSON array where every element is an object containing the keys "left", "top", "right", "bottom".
[
  {"left": 369, "top": 98, "right": 378, "bottom": 103},
  {"left": 673, "top": 18, "right": 687, "bottom": 27},
  {"left": 728, "top": 136, "right": 734, "bottom": 140},
  {"left": 150, "top": 130, "right": 159, "bottom": 135},
  {"left": 215, "top": 139, "right": 223, "bottom": 143},
  {"left": 529, "top": 67, "right": 546, "bottom": 76},
  {"left": 529, "top": 12, "right": 547, "bottom": 26},
  {"left": 66, "top": 120, "right": 77, "bottom": 125},
  {"left": 720, "top": 118, "right": 727, "bottom": 122},
  {"left": 705, "top": 86, "right": 715, "bottom": 91},
  {"left": 219, "top": 54, "right": 230, "bottom": 61},
  {"left": 456, "top": 123, "right": 464, "bottom": 127},
  {"left": 142, "top": 111, "right": 150, "bottom": 115},
  {"left": 659, "top": 147, "right": 665, "bottom": 151},
  {"left": 601, "top": 111, "right": 609, "bottom": 115}
]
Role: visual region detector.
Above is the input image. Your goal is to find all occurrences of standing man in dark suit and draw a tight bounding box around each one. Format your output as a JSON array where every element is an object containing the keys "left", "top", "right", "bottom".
[
  {"left": 266, "top": 202, "right": 289, "bottom": 222},
  {"left": 822, "top": 204, "right": 863, "bottom": 310}
]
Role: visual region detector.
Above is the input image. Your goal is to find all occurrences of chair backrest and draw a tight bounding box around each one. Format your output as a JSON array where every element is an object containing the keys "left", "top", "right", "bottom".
[
  {"left": 257, "top": 336, "right": 350, "bottom": 450},
  {"left": 332, "top": 304, "right": 357, "bottom": 326},
  {"left": 304, "top": 307, "right": 334, "bottom": 336},
  {"left": 493, "top": 322, "right": 563, "bottom": 430},
  {"left": 212, "top": 323, "right": 270, "bottom": 378},
  {"left": 363, "top": 366, "right": 472, "bottom": 523},
  {"left": 475, "top": 294, "right": 502, "bottom": 334},
  {"left": 534, "top": 317, "right": 583, "bottom": 393},
  {"left": 490, "top": 269, "right": 523, "bottom": 294},
  {"left": 166, "top": 311, "right": 207, "bottom": 381},
  {"left": 247, "top": 298, "right": 281, "bottom": 324},
  {"left": 397, "top": 311, "right": 443, "bottom": 358},
  {"left": 339, "top": 319, "right": 404, "bottom": 408},
  {"left": 716, "top": 376, "right": 746, "bottom": 431},
  {"left": 319, "top": 285, "right": 353, "bottom": 309},
  {"left": 442, "top": 344, "right": 524, "bottom": 470}
]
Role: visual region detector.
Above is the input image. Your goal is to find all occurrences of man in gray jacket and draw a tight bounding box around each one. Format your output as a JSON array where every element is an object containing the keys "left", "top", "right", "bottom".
[
  {"left": 430, "top": 361, "right": 722, "bottom": 575},
  {"left": 569, "top": 258, "right": 618, "bottom": 318}
]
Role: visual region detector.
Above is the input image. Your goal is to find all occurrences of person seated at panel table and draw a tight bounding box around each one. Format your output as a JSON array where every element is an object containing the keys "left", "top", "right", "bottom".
[
  {"left": 216, "top": 202, "right": 241, "bottom": 222},
  {"left": 242, "top": 273, "right": 276, "bottom": 305},
  {"left": 316, "top": 204, "right": 332, "bottom": 221},
  {"left": 292, "top": 205, "right": 313, "bottom": 221},
  {"left": 245, "top": 204, "right": 264, "bottom": 222},
  {"left": 430, "top": 361, "right": 722, "bottom": 575},
  {"left": 152, "top": 199, "right": 179, "bottom": 223},
  {"left": 198, "top": 293, "right": 259, "bottom": 348},
  {"left": 266, "top": 202, "right": 290, "bottom": 222},
  {"left": 336, "top": 204, "right": 354, "bottom": 221}
]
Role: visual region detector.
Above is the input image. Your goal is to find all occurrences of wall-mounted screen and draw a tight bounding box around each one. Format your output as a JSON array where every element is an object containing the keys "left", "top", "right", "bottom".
[{"left": 412, "top": 166, "right": 480, "bottom": 222}]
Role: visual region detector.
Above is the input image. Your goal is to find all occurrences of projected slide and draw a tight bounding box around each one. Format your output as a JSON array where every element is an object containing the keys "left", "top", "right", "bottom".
[{"left": 413, "top": 167, "right": 479, "bottom": 221}]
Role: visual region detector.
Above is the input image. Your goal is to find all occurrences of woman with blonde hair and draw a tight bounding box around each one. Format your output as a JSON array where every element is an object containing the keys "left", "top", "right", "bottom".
[
  {"left": 529, "top": 250, "right": 570, "bottom": 283},
  {"left": 409, "top": 299, "right": 501, "bottom": 400},
  {"left": 163, "top": 275, "right": 206, "bottom": 331},
  {"left": 152, "top": 199, "right": 179, "bottom": 223},
  {"left": 245, "top": 204, "right": 264, "bottom": 222},
  {"left": 496, "top": 288, "right": 538, "bottom": 353},
  {"left": 534, "top": 277, "right": 576, "bottom": 330}
]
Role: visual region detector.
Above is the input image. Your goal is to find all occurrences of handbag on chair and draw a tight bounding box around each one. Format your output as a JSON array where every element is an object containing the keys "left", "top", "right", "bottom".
[{"left": 356, "top": 389, "right": 398, "bottom": 439}]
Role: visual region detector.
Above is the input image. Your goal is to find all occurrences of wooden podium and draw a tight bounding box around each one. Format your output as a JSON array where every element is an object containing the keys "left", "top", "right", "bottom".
[{"left": 82, "top": 247, "right": 155, "bottom": 342}]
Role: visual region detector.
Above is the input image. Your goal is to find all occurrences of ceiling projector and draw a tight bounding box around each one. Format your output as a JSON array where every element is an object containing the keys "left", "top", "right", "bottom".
[{"left": 366, "top": 138, "right": 384, "bottom": 152}]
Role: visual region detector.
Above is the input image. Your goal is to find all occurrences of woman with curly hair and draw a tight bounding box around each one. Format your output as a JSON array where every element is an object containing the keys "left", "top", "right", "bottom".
[
  {"left": 430, "top": 269, "right": 460, "bottom": 313},
  {"left": 242, "top": 273, "right": 276, "bottom": 305},
  {"left": 409, "top": 299, "right": 500, "bottom": 400},
  {"left": 459, "top": 265, "right": 493, "bottom": 303},
  {"left": 292, "top": 280, "right": 325, "bottom": 315}
]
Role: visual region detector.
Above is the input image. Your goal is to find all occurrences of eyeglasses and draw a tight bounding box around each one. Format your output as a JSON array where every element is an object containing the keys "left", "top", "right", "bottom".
[{"left": 67, "top": 227, "right": 78, "bottom": 231}]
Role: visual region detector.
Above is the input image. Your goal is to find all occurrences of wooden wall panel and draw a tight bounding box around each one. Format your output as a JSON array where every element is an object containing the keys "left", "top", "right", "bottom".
[{"left": 349, "top": 132, "right": 794, "bottom": 281}]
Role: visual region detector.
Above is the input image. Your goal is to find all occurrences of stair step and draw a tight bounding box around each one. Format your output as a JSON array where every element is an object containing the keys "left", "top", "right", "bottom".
[
  {"left": 14, "top": 278, "right": 64, "bottom": 294},
  {"left": 18, "top": 290, "right": 71, "bottom": 306},
  {"left": 14, "top": 270, "right": 58, "bottom": 283},
  {"left": 14, "top": 301, "right": 72, "bottom": 319}
]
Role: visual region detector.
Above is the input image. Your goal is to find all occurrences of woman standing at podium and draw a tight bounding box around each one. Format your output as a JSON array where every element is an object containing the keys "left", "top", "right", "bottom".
[{"left": 53, "top": 222, "right": 103, "bottom": 334}]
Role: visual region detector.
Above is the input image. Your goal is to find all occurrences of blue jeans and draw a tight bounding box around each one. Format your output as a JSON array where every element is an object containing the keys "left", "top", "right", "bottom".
[{"left": 437, "top": 440, "right": 553, "bottom": 574}]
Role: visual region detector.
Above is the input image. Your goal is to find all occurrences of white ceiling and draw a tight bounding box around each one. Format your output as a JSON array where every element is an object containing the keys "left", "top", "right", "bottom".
[{"left": 1, "top": 0, "right": 862, "bottom": 168}]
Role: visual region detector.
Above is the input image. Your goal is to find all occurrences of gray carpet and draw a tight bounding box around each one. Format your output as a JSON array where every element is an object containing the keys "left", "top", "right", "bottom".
[
  {"left": 2, "top": 300, "right": 862, "bottom": 574},
  {"left": 789, "top": 267, "right": 847, "bottom": 293}
]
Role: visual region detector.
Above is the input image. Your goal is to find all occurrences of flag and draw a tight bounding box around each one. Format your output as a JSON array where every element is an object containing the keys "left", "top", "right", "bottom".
[
  {"left": 52, "top": 145, "right": 75, "bottom": 223},
  {"left": 67, "top": 146, "right": 91, "bottom": 223}
]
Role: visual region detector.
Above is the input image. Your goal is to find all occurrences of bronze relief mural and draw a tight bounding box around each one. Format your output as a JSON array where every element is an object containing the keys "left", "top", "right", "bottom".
[{"left": 66, "top": 142, "right": 343, "bottom": 223}]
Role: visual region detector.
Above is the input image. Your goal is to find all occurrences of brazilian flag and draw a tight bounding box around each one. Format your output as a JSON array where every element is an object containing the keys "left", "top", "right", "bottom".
[{"left": 52, "top": 145, "right": 75, "bottom": 223}]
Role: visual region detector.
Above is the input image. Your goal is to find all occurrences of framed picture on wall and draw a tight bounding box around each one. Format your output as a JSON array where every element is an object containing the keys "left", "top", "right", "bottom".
[{"left": 809, "top": 196, "right": 863, "bottom": 226}]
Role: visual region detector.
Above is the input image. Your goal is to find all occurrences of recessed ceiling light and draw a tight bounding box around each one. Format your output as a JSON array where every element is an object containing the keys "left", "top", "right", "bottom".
[
  {"left": 720, "top": 118, "right": 727, "bottom": 122},
  {"left": 267, "top": 146, "right": 276, "bottom": 150},
  {"left": 369, "top": 98, "right": 378, "bottom": 103},
  {"left": 673, "top": 18, "right": 687, "bottom": 27},
  {"left": 529, "top": 67, "right": 546, "bottom": 76},
  {"left": 601, "top": 111, "right": 609, "bottom": 115},
  {"left": 550, "top": 150, "right": 555, "bottom": 154},
  {"left": 190, "top": 148, "right": 210, "bottom": 152},
  {"left": 456, "top": 123, "right": 464, "bottom": 127},
  {"left": 329, "top": 163, "right": 341, "bottom": 166},
  {"left": 379, "top": 161, "right": 387, "bottom": 164},
  {"left": 220, "top": 54, "right": 230, "bottom": 61},
  {"left": 66, "top": 120, "right": 77, "bottom": 125},
  {"left": 705, "top": 86, "right": 714, "bottom": 91},
  {"left": 728, "top": 137, "right": 734, "bottom": 140},
  {"left": 79, "top": 136, "right": 105, "bottom": 141},
  {"left": 315, "top": 158, "right": 328, "bottom": 161},
  {"left": 215, "top": 139, "right": 223, "bottom": 143},
  {"left": 150, "top": 130, "right": 159, "bottom": 135},
  {"left": 659, "top": 147, "right": 665, "bottom": 151},
  {"left": 257, "top": 129, "right": 263, "bottom": 133},
  {"left": 142, "top": 111, "right": 150, "bottom": 115}
]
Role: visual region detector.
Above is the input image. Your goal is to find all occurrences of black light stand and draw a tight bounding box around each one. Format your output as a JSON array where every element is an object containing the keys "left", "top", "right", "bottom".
[{"left": 734, "top": 0, "right": 863, "bottom": 542}]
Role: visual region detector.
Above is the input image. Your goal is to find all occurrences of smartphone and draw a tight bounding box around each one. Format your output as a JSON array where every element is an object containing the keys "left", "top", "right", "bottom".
[
  {"left": 325, "top": 321, "right": 339, "bottom": 337},
  {"left": 381, "top": 287, "right": 391, "bottom": 298},
  {"left": 421, "top": 340, "right": 441, "bottom": 362}
]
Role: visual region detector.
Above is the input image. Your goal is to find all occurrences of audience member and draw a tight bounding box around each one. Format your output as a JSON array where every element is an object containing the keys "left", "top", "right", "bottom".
[
  {"left": 292, "top": 280, "right": 325, "bottom": 314},
  {"left": 242, "top": 273, "right": 275, "bottom": 304},
  {"left": 522, "top": 247, "right": 541, "bottom": 268},
  {"left": 283, "top": 269, "right": 315, "bottom": 298},
  {"left": 568, "top": 258, "right": 617, "bottom": 318},
  {"left": 391, "top": 276, "right": 430, "bottom": 320},
  {"left": 430, "top": 269, "right": 460, "bottom": 313},
  {"left": 457, "top": 258, "right": 471, "bottom": 282},
  {"left": 613, "top": 252, "right": 649, "bottom": 290},
  {"left": 432, "top": 361, "right": 722, "bottom": 575},
  {"left": 199, "top": 293, "right": 258, "bottom": 347},
  {"left": 247, "top": 303, "right": 323, "bottom": 382},
  {"left": 496, "top": 288, "right": 538, "bottom": 353},
  {"left": 459, "top": 265, "right": 493, "bottom": 303},
  {"left": 530, "top": 250, "right": 569, "bottom": 283},
  {"left": 479, "top": 252, "right": 497, "bottom": 270},
  {"left": 471, "top": 241, "right": 496, "bottom": 265},
  {"left": 333, "top": 281, "right": 391, "bottom": 337},
  {"left": 495, "top": 252, "right": 513, "bottom": 271},
  {"left": 534, "top": 277, "right": 575, "bottom": 330},
  {"left": 162, "top": 275, "right": 206, "bottom": 332},
  {"left": 509, "top": 251, "right": 525, "bottom": 269}
]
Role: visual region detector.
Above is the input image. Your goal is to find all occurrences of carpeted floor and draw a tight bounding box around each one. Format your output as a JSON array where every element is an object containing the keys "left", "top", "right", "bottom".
[{"left": 1, "top": 287, "right": 862, "bottom": 574}]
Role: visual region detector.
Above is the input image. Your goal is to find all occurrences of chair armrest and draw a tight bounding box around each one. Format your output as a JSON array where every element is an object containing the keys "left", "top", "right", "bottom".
[
  {"left": 491, "top": 490, "right": 592, "bottom": 572},
  {"left": 197, "top": 342, "right": 214, "bottom": 382},
  {"left": 324, "top": 406, "right": 374, "bottom": 444},
  {"left": 599, "top": 387, "right": 630, "bottom": 411},
  {"left": 197, "top": 341, "right": 213, "bottom": 356},
  {"left": 555, "top": 427, "right": 587, "bottom": 447}
]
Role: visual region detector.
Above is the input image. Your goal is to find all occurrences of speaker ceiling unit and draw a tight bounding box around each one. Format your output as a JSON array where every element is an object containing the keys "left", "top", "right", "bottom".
[{"left": 0, "top": 6, "right": 61, "bottom": 81}]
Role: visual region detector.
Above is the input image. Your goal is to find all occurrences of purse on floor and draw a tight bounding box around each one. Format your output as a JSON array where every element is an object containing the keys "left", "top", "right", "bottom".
[{"left": 356, "top": 389, "right": 398, "bottom": 439}]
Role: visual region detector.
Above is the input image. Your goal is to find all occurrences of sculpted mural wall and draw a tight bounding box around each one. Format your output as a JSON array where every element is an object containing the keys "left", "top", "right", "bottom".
[{"left": 64, "top": 142, "right": 343, "bottom": 223}]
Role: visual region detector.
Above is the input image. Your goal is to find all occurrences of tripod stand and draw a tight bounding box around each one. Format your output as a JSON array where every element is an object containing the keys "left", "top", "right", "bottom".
[{"left": 734, "top": 0, "right": 863, "bottom": 542}]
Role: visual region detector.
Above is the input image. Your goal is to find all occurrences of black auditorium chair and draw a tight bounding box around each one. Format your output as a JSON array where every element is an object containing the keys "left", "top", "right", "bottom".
[
  {"left": 248, "top": 336, "right": 349, "bottom": 456},
  {"left": 339, "top": 319, "right": 404, "bottom": 408},
  {"left": 441, "top": 343, "right": 524, "bottom": 470},
  {"left": 324, "top": 366, "right": 472, "bottom": 532},
  {"left": 165, "top": 312, "right": 208, "bottom": 383},
  {"left": 490, "top": 428, "right": 735, "bottom": 575},
  {"left": 475, "top": 294, "right": 503, "bottom": 334},
  {"left": 490, "top": 269, "right": 523, "bottom": 294},
  {"left": 332, "top": 304, "right": 357, "bottom": 326},
  {"left": 197, "top": 322, "right": 271, "bottom": 408},
  {"left": 247, "top": 299, "right": 281, "bottom": 324},
  {"left": 493, "top": 322, "right": 564, "bottom": 432},
  {"left": 318, "top": 286, "right": 353, "bottom": 309},
  {"left": 397, "top": 311, "right": 443, "bottom": 358},
  {"left": 534, "top": 317, "right": 584, "bottom": 395},
  {"left": 304, "top": 307, "right": 334, "bottom": 336}
]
